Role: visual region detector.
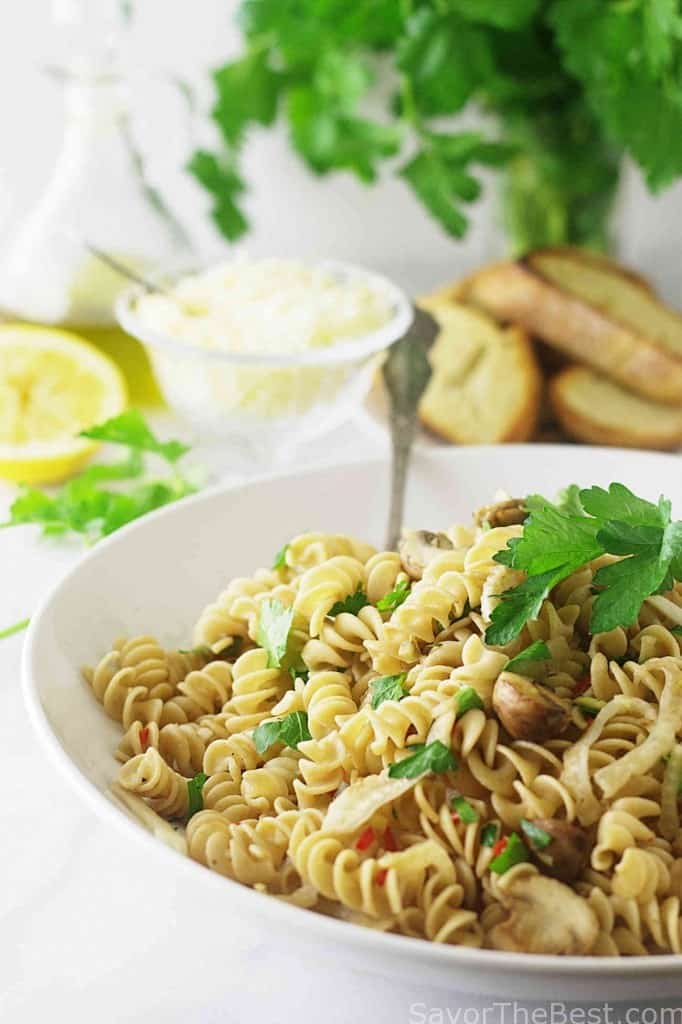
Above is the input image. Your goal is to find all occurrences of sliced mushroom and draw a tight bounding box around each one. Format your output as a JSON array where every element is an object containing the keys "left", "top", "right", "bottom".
[
  {"left": 490, "top": 873, "right": 598, "bottom": 955},
  {"left": 524, "top": 819, "right": 591, "bottom": 883},
  {"left": 492, "top": 672, "right": 570, "bottom": 742},
  {"left": 398, "top": 529, "right": 453, "bottom": 581},
  {"left": 475, "top": 498, "right": 527, "bottom": 530}
]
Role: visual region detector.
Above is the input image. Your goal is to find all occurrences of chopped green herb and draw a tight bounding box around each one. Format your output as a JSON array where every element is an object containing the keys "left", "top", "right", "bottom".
[
  {"left": 377, "top": 578, "right": 410, "bottom": 613},
  {"left": 256, "top": 599, "right": 295, "bottom": 669},
  {"left": 489, "top": 832, "right": 530, "bottom": 875},
  {"left": 672, "top": 626, "right": 682, "bottom": 637},
  {"left": 273, "top": 543, "right": 289, "bottom": 570},
  {"left": 0, "top": 617, "right": 30, "bottom": 640},
  {"left": 253, "top": 711, "right": 312, "bottom": 754},
  {"left": 455, "top": 685, "right": 484, "bottom": 718},
  {"left": 451, "top": 794, "right": 478, "bottom": 824},
  {"left": 487, "top": 483, "right": 682, "bottom": 645},
  {"left": 388, "top": 740, "right": 458, "bottom": 779},
  {"left": 505, "top": 640, "right": 551, "bottom": 674},
  {"left": 370, "top": 673, "right": 408, "bottom": 709},
  {"left": 1, "top": 411, "right": 194, "bottom": 543},
  {"left": 328, "top": 588, "right": 369, "bottom": 617},
  {"left": 575, "top": 696, "right": 605, "bottom": 718},
  {"left": 520, "top": 818, "right": 553, "bottom": 850},
  {"left": 187, "top": 771, "right": 208, "bottom": 818},
  {"left": 480, "top": 822, "right": 500, "bottom": 847},
  {"left": 81, "top": 409, "right": 190, "bottom": 464},
  {"left": 289, "top": 666, "right": 310, "bottom": 684}
]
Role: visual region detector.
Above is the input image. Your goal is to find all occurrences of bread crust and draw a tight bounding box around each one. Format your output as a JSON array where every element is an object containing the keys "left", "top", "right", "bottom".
[
  {"left": 463, "top": 262, "right": 682, "bottom": 405},
  {"left": 550, "top": 366, "right": 682, "bottom": 451},
  {"left": 524, "top": 247, "right": 657, "bottom": 297}
]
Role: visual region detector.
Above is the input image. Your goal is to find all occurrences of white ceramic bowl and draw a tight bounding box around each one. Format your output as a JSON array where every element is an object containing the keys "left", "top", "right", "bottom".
[
  {"left": 116, "top": 261, "right": 413, "bottom": 466},
  {"left": 23, "top": 446, "right": 682, "bottom": 1001}
]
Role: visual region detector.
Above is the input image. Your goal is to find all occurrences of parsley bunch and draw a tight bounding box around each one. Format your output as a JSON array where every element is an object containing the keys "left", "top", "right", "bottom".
[
  {"left": 487, "top": 483, "right": 682, "bottom": 646},
  {"left": 189, "top": 1, "right": 682, "bottom": 252}
]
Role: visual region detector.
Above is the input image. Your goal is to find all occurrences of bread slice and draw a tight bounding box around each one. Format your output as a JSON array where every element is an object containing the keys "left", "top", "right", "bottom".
[
  {"left": 462, "top": 253, "right": 682, "bottom": 405},
  {"left": 418, "top": 301, "right": 541, "bottom": 444},
  {"left": 550, "top": 366, "right": 682, "bottom": 450}
]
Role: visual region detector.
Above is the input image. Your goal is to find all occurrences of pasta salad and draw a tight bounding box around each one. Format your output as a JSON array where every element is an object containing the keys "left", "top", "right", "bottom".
[{"left": 84, "top": 484, "right": 682, "bottom": 956}]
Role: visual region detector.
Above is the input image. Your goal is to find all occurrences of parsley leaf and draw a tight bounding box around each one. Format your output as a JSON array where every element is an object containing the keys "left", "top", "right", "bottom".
[
  {"left": 272, "top": 543, "right": 289, "bottom": 570},
  {"left": 388, "top": 740, "right": 458, "bottom": 779},
  {"left": 481, "top": 822, "right": 500, "bottom": 847},
  {"left": 520, "top": 818, "right": 552, "bottom": 850},
  {"left": 328, "top": 588, "right": 368, "bottom": 617},
  {"left": 485, "top": 569, "right": 563, "bottom": 647},
  {"left": 451, "top": 794, "right": 478, "bottom": 823},
  {"left": 81, "top": 410, "right": 189, "bottom": 464},
  {"left": 376, "top": 578, "right": 410, "bottom": 613},
  {"left": 256, "top": 599, "right": 295, "bottom": 668},
  {"left": 455, "top": 685, "right": 484, "bottom": 718},
  {"left": 253, "top": 711, "right": 312, "bottom": 754},
  {"left": 579, "top": 483, "right": 667, "bottom": 528},
  {"left": 187, "top": 771, "right": 208, "bottom": 819},
  {"left": 489, "top": 832, "right": 530, "bottom": 875},
  {"left": 494, "top": 504, "right": 602, "bottom": 576},
  {"left": 505, "top": 640, "right": 551, "bottom": 674},
  {"left": 370, "top": 673, "right": 408, "bottom": 709}
]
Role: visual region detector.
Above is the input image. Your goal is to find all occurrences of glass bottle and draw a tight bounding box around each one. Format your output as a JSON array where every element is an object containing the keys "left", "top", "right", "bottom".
[{"left": 0, "top": 0, "right": 193, "bottom": 404}]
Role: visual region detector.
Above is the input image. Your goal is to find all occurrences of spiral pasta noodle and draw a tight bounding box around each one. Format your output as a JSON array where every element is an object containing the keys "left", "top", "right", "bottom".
[{"left": 83, "top": 505, "right": 682, "bottom": 957}]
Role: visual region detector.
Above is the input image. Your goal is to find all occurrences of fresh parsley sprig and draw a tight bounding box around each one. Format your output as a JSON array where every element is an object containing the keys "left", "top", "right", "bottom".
[
  {"left": 1, "top": 411, "right": 194, "bottom": 543},
  {"left": 486, "top": 483, "right": 682, "bottom": 646}
]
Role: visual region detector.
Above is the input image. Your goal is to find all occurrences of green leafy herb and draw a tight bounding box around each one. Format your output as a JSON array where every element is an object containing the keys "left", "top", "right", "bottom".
[
  {"left": 487, "top": 483, "right": 682, "bottom": 645},
  {"left": 388, "top": 740, "right": 458, "bottom": 779},
  {"left": 256, "top": 599, "right": 295, "bottom": 669},
  {"left": 370, "top": 673, "right": 408, "bottom": 709},
  {"left": 0, "top": 618, "right": 30, "bottom": 640},
  {"left": 451, "top": 794, "right": 478, "bottom": 824},
  {"left": 328, "top": 588, "right": 368, "bottom": 617},
  {"left": 455, "top": 685, "right": 484, "bottom": 718},
  {"left": 489, "top": 832, "right": 530, "bottom": 875},
  {"left": 253, "top": 711, "right": 312, "bottom": 754},
  {"left": 187, "top": 771, "right": 208, "bottom": 818},
  {"left": 289, "top": 666, "right": 310, "bottom": 684},
  {"left": 81, "top": 409, "right": 189, "bottom": 464},
  {"left": 575, "top": 696, "right": 605, "bottom": 718},
  {"left": 1, "top": 411, "right": 194, "bottom": 543},
  {"left": 273, "top": 543, "right": 289, "bottom": 570},
  {"left": 377, "top": 578, "right": 410, "bottom": 613},
  {"left": 520, "top": 818, "right": 553, "bottom": 850},
  {"left": 505, "top": 640, "right": 551, "bottom": 674},
  {"left": 480, "top": 822, "right": 500, "bottom": 847},
  {"left": 672, "top": 626, "right": 682, "bottom": 637}
]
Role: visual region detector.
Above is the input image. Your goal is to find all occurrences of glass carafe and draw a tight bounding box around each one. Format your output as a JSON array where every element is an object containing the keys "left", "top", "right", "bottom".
[{"left": 0, "top": 0, "right": 193, "bottom": 404}]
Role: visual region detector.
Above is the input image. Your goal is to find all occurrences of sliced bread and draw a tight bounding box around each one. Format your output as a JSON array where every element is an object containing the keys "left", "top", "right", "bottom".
[
  {"left": 550, "top": 366, "right": 682, "bottom": 450},
  {"left": 462, "top": 252, "right": 682, "bottom": 405},
  {"left": 418, "top": 301, "right": 541, "bottom": 444}
]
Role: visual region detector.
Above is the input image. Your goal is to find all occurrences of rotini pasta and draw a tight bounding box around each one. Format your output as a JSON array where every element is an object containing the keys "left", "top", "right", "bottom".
[{"left": 86, "top": 499, "right": 682, "bottom": 957}]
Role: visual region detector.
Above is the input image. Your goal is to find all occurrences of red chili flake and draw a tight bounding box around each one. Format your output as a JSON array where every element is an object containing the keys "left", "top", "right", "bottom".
[
  {"left": 139, "top": 726, "right": 150, "bottom": 749},
  {"left": 575, "top": 675, "right": 591, "bottom": 696},
  {"left": 383, "top": 826, "right": 398, "bottom": 852},
  {"left": 492, "top": 837, "right": 508, "bottom": 859},
  {"left": 355, "top": 826, "right": 375, "bottom": 851},
  {"left": 375, "top": 868, "right": 388, "bottom": 886},
  {"left": 451, "top": 812, "right": 461, "bottom": 825}
]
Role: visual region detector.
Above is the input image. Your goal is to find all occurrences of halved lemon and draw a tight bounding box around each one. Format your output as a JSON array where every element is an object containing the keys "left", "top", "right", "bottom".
[{"left": 0, "top": 324, "right": 127, "bottom": 484}]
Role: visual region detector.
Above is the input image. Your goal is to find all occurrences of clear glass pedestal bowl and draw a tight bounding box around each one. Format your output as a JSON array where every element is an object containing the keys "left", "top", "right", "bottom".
[{"left": 116, "top": 260, "right": 413, "bottom": 472}]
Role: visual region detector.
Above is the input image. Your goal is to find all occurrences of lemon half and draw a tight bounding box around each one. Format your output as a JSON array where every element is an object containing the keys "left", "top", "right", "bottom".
[{"left": 0, "top": 324, "right": 127, "bottom": 484}]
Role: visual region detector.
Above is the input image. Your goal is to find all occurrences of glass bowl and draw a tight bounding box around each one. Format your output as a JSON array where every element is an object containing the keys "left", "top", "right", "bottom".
[{"left": 116, "top": 260, "right": 412, "bottom": 469}]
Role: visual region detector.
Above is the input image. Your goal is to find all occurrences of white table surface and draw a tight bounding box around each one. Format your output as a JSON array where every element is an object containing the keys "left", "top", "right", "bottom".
[{"left": 1, "top": 417, "right": 680, "bottom": 1023}]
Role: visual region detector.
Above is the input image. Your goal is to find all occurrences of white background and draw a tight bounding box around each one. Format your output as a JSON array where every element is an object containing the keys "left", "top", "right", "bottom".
[{"left": 1, "top": 0, "right": 682, "bottom": 298}]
